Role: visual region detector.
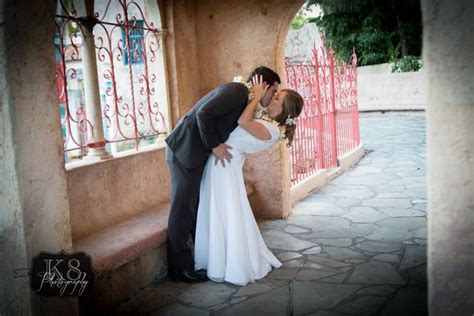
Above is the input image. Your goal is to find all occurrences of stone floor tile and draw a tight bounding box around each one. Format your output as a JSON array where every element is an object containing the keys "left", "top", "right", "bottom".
[
  {"left": 356, "top": 284, "right": 397, "bottom": 295},
  {"left": 355, "top": 241, "right": 402, "bottom": 253},
  {"left": 283, "top": 225, "right": 311, "bottom": 234},
  {"left": 335, "top": 295, "right": 388, "bottom": 314},
  {"left": 348, "top": 261, "right": 406, "bottom": 285},
  {"left": 276, "top": 251, "right": 303, "bottom": 262},
  {"left": 375, "top": 192, "right": 408, "bottom": 198},
  {"left": 376, "top": 217, "right": 426, "bottom": 231},
  {"left": 303, "top": 194, "right": 338, "bottom": 203},
  {"left": 310, "top": 238, "right": 353, "bottom": 247},
  {"left": 412, "top": 227, "right": 427, "bottom": 239},
  {"left": 217, "top": 286, "right": 289, "bottom": 316},
  {"left": 347, "top": 166, "right": 383, "bottom": 175},
  {"left": 292, "top": 202, "right": 350, "bottom": 216},
  {"left": 262, "top": 230, "right": 317, "bottom": 251},
  {"left": 378, "top": 207, "right": 425, "bottom": 217},
  {"left": 234, "top": 283, "right": 273, "bottom": 297},
  {"left": 399, "top": 245, "right": 427, "bottom": 270},
  {"left": 307, "top": 255, "right": 352, "bottom": 268},
  {"left": 351, "top": 223, "right": 378, "bottom": 236},
  {"left": 229, "top": 297, "right": 247, "bottom": 305},
  {"left": 371, "top": 185, "right": 405, "bottom": 194},
  {"left": 343, "top": 207, "right": 389, "bottom": 223},
  {"left": 335, "top": 198, "right": 361, "bottom": 208},
  {"left": 266, "top": 268, "right": 299, "bottom": 280},
  {"left": 372, "top": 254, "right": 400, "bottom": 263},
  {"left": 296, "top": 269, "right": 339, "bottom": 281},
  {"left": 362, "top": 198, "right": 412, "bottom": 208},
  {"left": 284, "top": 258, "right": 306, "bottom": 268},
  {"left": 178, "top": 282, "right": 236, "bottom": 308},
  {"left": 292, "top": 282, "right": 361, "bottom": 314},
  {"left": 324, "top": 247, "right": 366, "bottom": 261},
  {"left": 414, "top": 239, "right": 427, "bottom": 245},
  {"left": 412, "top": 203, "right": 427, "bottom": 211},
  {"left": 366, "top": 227, "right": 412, "bottom": 242},
  {"left": 326, "top": 189, "right": 375, "bottom": 199},
  {"left": 303, "top": 246, "right": 322, "bottom": 254},
  {"left": 116, "top": 280, "right": 189, "bottom": 313},
  {"left": 317, "top": 273, "right": 347, "bottom": 283},
  {"left": 288, "top": 216, "right": 352, "bottom": 239}
]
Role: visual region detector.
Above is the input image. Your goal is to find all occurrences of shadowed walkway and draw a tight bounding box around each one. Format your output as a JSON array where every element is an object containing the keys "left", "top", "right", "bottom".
[{"left": 114, "top": 114, "right": 427, "bottom": 315}]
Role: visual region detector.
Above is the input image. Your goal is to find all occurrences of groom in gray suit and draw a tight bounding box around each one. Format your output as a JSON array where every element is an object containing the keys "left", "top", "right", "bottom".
[{"left": 165, "top": 66, "right": 281, "bottom": 282}]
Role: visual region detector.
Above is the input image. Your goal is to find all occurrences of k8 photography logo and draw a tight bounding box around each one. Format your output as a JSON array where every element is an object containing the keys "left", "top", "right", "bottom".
[{"left": 30, "top": 250, "right": 94, "bottom": 296}]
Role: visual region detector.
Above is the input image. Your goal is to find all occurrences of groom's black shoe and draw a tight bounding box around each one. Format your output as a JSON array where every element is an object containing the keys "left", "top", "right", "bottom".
[{"left": 168, "top": 269, "right": 208, "bottom": 283}]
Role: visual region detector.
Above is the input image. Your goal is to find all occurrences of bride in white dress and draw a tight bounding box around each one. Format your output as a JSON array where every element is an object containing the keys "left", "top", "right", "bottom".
[{"left": 194, "top": 75, "right": 304, "bottom": 286}]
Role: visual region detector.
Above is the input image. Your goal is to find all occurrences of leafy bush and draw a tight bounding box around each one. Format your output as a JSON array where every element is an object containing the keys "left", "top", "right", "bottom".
[
  {"left": 306, "top": 0, "right": 422, "bottom": 66},
  {"left": 391, "top": 56, "right": 422, "bottom": 72}
]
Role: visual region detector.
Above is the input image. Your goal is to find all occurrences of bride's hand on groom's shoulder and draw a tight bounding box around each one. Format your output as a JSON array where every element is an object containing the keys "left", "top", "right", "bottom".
[{"left": 251, "top": 75, "right": 269, "bottom": 101}]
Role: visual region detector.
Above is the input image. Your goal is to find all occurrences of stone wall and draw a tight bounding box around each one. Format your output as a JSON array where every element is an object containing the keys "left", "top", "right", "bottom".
[
  {"left": 358, "top": 71, "right": 425, "bottom": 111},
  {"left": 67, "top": 147, "right": 170, "bottom": 241}
]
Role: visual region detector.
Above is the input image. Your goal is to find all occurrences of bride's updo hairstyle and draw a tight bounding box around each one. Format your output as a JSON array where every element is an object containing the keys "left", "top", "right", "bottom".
[{"left": 274, "top": 89, "right": 304, "bottom": 147}]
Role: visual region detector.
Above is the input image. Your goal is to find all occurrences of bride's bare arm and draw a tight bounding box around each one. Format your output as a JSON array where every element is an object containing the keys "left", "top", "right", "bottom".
[{"left": 237, "top": 75, "right": 272, "bottom": 140}]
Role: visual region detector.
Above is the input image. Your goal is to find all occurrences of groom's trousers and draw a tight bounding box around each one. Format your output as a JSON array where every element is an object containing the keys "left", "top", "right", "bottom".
[{"left": 165, "top": 146, "right": 206, "bottom": 272}]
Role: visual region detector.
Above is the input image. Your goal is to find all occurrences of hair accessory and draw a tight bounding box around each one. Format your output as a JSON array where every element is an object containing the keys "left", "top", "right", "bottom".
[{"left": 285, "top": 116, "right": 297, "bottom": 126}]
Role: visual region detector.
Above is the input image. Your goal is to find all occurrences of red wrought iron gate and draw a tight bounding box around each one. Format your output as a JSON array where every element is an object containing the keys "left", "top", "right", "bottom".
[{"left": 285, "top": 39, "right": 360, "bottom": 186}]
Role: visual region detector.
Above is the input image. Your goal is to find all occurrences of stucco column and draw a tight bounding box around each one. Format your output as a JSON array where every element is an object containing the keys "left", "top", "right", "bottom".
[
  {"left": 422, "top": 0, "right": 474, "bottom": 314},
  {"left": 0, "top": 0, "right": 78, "bottom": 314},
  {"left": 80, "top": 2, "right": 112, "bottom": 160}
]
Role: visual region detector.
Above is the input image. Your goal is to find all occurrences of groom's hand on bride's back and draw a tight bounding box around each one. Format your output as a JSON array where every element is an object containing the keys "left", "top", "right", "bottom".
[{"left": 212, "top": 143, "right": 233, "bottom": 167}]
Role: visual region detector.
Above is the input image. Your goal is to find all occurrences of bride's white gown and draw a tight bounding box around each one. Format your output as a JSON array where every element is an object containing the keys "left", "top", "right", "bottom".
[{"left": 194, "top": 119, "right": 283, "bottom": 286}]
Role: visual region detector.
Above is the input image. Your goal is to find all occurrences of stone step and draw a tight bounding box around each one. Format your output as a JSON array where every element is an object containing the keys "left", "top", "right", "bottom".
[{"left": 73, "top": 204, "right": 170, "bottom": 313}]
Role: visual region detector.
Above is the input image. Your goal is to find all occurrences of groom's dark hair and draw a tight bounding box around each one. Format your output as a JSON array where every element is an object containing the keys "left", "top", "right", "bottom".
[{"left": 247, "top": 66, "right": 281, "bottom": 86}]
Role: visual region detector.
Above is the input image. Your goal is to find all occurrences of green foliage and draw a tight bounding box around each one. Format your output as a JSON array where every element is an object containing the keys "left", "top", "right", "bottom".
[
  {"left": 306, "top": 0, "right": 422, "bottom": 66},
  {"left": 291, "top": 11, "right": 309, "bottom": 30},
  {"left": 391, "top": 55, "right": 422, "bottom": 72}
]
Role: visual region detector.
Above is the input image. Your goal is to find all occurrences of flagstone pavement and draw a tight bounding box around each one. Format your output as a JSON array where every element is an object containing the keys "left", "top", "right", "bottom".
[{"left": 114, "top": 114, "right": 427, "bottom": 315}]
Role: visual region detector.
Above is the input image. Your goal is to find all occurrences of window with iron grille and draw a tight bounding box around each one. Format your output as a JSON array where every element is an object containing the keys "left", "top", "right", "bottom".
[{"left": 123, "top": 20, "right": 144, "bottom": 65}]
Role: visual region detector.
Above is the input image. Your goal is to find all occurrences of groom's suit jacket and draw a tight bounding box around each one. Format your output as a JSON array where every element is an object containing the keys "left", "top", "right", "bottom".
[{"left": 165, "top": 82, "right": 249, "bottom": 169}]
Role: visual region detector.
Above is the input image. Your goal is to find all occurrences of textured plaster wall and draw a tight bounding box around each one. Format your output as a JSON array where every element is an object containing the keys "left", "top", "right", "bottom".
[
  {"left": 422, "top": 0, "right": 474, "bottom": 314},
  {"left": 193, "top": 0, "right": 305, "bottom": 93},
  {"left": 190, "top": 0, "right": 305, "bottom": 218},
  {"left": 68, "top": 147, "right": 171, "bottom": 240},
  {"left": 0, "top": 0, "right": 78, "bottom": 314},
  {"left": 163, "top": 0, "right": 203, "bottom": 126},
  {"left": 0, "top": 2, "right": 31, "bottom": 312}
]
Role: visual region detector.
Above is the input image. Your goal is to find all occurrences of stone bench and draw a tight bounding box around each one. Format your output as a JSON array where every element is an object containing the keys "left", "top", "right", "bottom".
[
  {"left": 72, "top": 181, "right": 254, "bottom": 312},
  {"left": 73, "top": 204, "right": 170, "bottom": 312}
]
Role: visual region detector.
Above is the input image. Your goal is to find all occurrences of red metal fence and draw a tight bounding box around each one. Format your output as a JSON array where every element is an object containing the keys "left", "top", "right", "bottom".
[
  {"left": 55, "top": 0, "right": 168, "bottom": 161},
  {"left": 285, "top": 41, "right": 360, "bottom": 186}
]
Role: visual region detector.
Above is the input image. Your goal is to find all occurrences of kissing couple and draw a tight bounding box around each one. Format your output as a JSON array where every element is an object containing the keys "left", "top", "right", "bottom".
[{"left": 165, "top": 66, "right": 304, "bottom": 286}]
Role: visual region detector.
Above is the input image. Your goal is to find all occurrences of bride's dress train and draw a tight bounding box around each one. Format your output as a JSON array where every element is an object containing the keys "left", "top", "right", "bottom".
[{"left": 194, "top": 119, "right": 282, "bottom": 286}]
